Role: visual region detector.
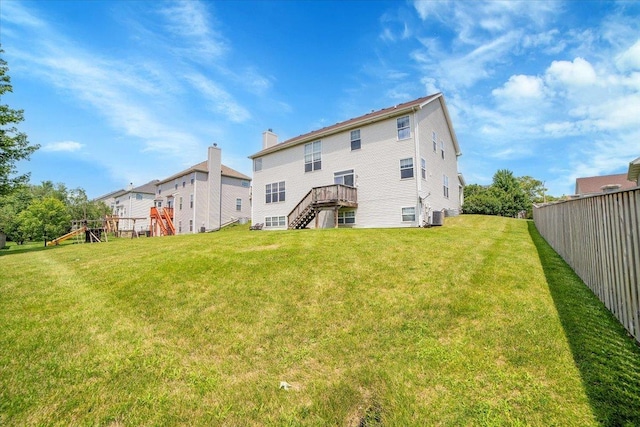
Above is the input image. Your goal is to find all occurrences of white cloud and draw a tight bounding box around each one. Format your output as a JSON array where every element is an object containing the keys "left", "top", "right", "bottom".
[
  {"left": 615, "top": 39, "right": 640, "bottom": 72},
  {"left": 158, "top": 0, "right": 227, "bottom": 58},
  {"left": 42, "top": 141, "right": 84, "bottom": 152},
  {"left": 492, "top": 75, "right": 544, "bottom": 99},
  {"left": 0, "top": 0, "right": 46, "bottom": 29},
  {"left": 545, "top": 57, "right": 597, "bottom": 86},
  {"left": 185, "top": 73, "right": 251, "bottom": 123},
  {"left": 543, "top": 121, "right": 581, "bottom": 137},
  {"left": 412, "top": 30, "right": 522, "bottom": 90},
  {"left": 413, "top": 0, "right": 451, "bottom": 22}
]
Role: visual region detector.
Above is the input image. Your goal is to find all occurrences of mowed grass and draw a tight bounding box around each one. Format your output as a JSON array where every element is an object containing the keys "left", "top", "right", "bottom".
[{"left": 1, "top": 216, "right": 639, "bottom": 426}]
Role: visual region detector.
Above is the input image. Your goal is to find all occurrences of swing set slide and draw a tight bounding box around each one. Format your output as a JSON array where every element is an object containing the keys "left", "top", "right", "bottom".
[{"left": 47, "top": 226, "right": 87, "bottom": 246}]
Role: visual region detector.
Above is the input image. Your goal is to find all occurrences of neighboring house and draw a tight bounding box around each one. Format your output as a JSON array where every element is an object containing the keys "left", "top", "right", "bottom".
[
  {"left": 153, "top": 145, "right": 251, "bottom": 235},
  {"left": 95, "top": 180, "right": 159, "bottom": 233},
  {"left": 627, "top": 157, "right": 640, "bottom": 186},
  {"left": 575, "top": 173, "right": 637, "bottom": 196},
  {"left": 249, "top": 93, "right": 464, "bottom": 229}
]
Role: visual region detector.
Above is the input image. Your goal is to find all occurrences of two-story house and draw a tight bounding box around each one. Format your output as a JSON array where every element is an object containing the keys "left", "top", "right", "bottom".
[
  {"left": 249, "top": 93, "right": 464, "bottom": 229},
  {"left": 95, "top": 180, "right": 159, "bottom": 233},
  {"left": 152, "top": 145, "right": 251, "bottom": 235}
]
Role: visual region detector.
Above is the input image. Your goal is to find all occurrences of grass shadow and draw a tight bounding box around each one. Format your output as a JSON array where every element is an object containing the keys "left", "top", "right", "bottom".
[
  {"left": 0, "top": 242, "right": 69, "bottom": 257},
  {"left": 528, "top": 221, "right": 640, "bottom": 426}
]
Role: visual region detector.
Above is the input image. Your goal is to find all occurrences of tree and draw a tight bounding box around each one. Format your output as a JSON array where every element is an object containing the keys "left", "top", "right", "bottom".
[
  {"left": 17, "top": 197, "right": 71, "bottom": 243},
  {"left": 462, "top": 170, "right": 543, "bottom": 218},
  {"left": 67, "top": 188, "right": 110, "bottom": 220},
  {"left": 517, "top": 176, "right": 547, "bottom": 218},
  {"left": 31, "top": 180, "right": 68, "bottom": 203},
  {"left": 0, "top": 185, "right": 33, "bottom": 243},
  {"left": 463, "top": 184, "right": 501, "bottom": 215},
  {"left": 0, "top": 47, "right": 40, "bottom": 197},
  {"left": 491, "top": 169, "right": 527, "bottom": 217},
  {"left": 462, "top": 186, "right": 503, "bottom": 215}
]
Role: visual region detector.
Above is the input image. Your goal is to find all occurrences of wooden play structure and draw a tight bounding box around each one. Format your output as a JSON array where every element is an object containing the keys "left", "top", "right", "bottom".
[
  {"left": 149, "top": 207, "right": 175, "bottom": 236},
  {"left": 104, "top": 215, "right": 148, "bottom": 237},
  {"left": 47, "top": 215, "right": 150, "bottom": 246},
  {"left": 47, "top": 220, "right": 105, "bottom": 246}
]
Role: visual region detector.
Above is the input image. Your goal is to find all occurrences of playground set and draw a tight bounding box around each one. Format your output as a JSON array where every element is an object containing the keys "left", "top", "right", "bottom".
[
  {"left": 47, "top": 207, "right": 242, "bottom": 245},
  {"left": 46, "top": 215, "right": 148, "bottom": 246}
]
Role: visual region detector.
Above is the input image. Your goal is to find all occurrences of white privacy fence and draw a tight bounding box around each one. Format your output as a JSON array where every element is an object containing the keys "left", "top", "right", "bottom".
[{"left": 533, "top": 189, "right": 640, "bottom": 342}]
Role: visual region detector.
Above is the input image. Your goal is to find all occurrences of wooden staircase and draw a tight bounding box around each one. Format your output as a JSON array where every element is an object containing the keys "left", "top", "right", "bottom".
[
  {"left": 288, "top": 184, "right": 358, "bottom": 229},
  {"left": 150, "top": 207, "right": 175, "bottom": 236}
]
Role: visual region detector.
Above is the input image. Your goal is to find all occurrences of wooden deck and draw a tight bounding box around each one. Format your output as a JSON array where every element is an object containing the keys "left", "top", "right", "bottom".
[{"left": 288, "top": 184, "right": 358, "bottom": 229}]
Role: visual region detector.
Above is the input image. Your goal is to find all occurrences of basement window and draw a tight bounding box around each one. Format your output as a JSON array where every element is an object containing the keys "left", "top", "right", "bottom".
[
  {"left": 402, "top": 207, "right": 416, "bottom": 222},
  {"left": 338, "top": 211, "right": 356, "bottom": 225},
  {"left": 265, "top": 216, "right": 286, "bottom": 227}
]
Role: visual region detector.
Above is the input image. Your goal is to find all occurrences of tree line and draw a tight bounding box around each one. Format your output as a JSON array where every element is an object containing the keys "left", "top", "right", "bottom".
[
  {"left": 0, "top": 182, "right": 110, "bottom": 244},
  {"left": 462, "top": 169, "right": 558, "bottom": 218}
]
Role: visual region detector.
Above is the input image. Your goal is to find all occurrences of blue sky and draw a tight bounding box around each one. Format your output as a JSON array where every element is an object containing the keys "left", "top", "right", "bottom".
[{"left": 2, "top": 0, "right": 639, "bottom": 198}]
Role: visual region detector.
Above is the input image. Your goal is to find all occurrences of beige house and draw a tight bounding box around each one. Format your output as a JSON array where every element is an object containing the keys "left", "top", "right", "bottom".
[
  {"left": 249, "top": 93, "right": 464, "bottom": 229},
  {"left": 153, "top": 146, "right": 251, "bottom": 235},
  {"left": 96, "top": 146, "right": 251, "bottom": 235},
  {"left": 95, "top": 180, "right": 158, "bottom": 233}
]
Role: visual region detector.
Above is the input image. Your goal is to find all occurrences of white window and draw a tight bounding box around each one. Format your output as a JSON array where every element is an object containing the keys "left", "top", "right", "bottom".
[
  {"left": 421, "top": 158, "right": 426, "bottom": 180},
  {"left": 443, "top": 175, "right": 449, "bottom": 198},
  {"left": 334, "top": 169, "right": 355, "bottom": 187},
  {"left": 156, "top": 201, "right": 162, "bottom": 208},
  {"left": 350, "top": 129, "right": 361, "bottom": 150},
  {"left": 182, "top": 180, "right": 186, "bottom": 188},
  {"left": 440, "top": 141, "right": 445, "bottom": 159},
  {"left": 402, "top": 207, "right": 416, "bottom": 222},
  {"left": 265, "top": 216, "right": 286, "bottom": 227},
  {"left": 400, "top": 158, "right": 414, "bottom": 179},
  {"left": 189, "top": 219, "right": 193, "bottom": 232},
  {"left": 179, "top": 197, "right": 183, "bottom": 210},
  {"left": 266, "top": 181, "right": 285, "bottom": 203},
  {"left": 190, "top": 177, "right": 194, "bottom": 185},
  {"left": 178, "top": 221, "right": 182, "bottom": 233},
  {"left": 136, "top": 193, "right": 143, "bottom": 200},
  {"left": 174, "top": 182, "right": 178, "bottom": 190},
  {"left": 158, "top": 188, "right": 162, "bottom": 195},
  {"left": 338, "top": 211, "right": 356, "bottom": 225},
  {"left": 432, "top": 131, "right": 437, "bottom": 152},
  {"left": 241, "top": 180, "right": 250, "bottom": 187},
  {"left": 304, "top": 141, "right": 322, "bottom": 172},
  {"left": 254, "top": 158, "right": 262, "bottom": 172},
  {"left": 236, "top": 198, "right": 242, "bottom": 211},
  {"left": 397, "top": 116, "right": 410, "bottom": 140},
  {"left": 190, "top": 194, "right": 194, "bottom": 208}
]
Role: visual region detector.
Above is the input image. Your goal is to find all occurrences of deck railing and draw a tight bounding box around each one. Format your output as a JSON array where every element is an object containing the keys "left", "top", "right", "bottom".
[{"left": 288, "top": 184, "right": 358, "bottom": 228}]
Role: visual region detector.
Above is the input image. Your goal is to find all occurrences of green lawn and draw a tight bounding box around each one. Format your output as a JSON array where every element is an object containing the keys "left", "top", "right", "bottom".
[{"left": 1, "top": 216, "right": 639, "bottom": 426}]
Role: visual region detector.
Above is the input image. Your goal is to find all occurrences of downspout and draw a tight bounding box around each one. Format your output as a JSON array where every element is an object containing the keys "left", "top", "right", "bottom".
[
  {"left": 193, "top": 172, "right": 197, "bottom": 234},
  {"left": 413, "top": 107, "right": 422, "bottom": 225}
]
